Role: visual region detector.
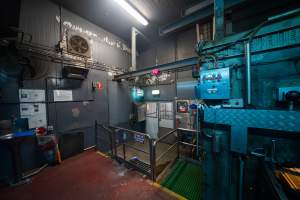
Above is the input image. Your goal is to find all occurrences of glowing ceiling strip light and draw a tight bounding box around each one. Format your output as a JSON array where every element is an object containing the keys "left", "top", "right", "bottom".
[{"left": 114, "top": 0, "right": 149, "bottom": 26}]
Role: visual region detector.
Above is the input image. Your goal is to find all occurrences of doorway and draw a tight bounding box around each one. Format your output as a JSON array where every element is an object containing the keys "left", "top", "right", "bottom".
[{"left": 146, "top": 102, "right": 174, "bottom": 139}]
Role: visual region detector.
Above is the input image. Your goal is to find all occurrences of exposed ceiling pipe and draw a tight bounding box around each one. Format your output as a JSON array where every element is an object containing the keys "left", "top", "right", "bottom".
[
  {"left": 130, "top": 27, "right": 148, "bottom": 72},
  {"left": 131, "top": 27, "right": 136, "bottom": 71},
  {"left": 184, "top": 0, "right": 213, "bottom": 16}
]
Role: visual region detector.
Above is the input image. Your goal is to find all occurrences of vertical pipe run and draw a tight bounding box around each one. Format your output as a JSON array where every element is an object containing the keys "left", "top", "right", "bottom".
[
  {"left": 131, "top": 27, "right": 136, "bottom": 71},
  {"left": 113, "top": 130, "right": 117, "bottom": 157},
  {"left": 196, "top": 24, "right": 200, "bottom": 43},
  {"left": 245, "top": 42, "right": 252, "bottom": 105},
  {"left": 196, "top": 104, "right": 199, "bottom": 158},
  {"left": 213, "top": 0, "right": 224, "bottom": 40},
  {"left": 150, "top": 140, "right": 156, "bottom": 181},
  {"left": 239, "top": 156, "right": 244, "bottom": 200},
  {"left": 122, "top": 143, "right": 126, "bottom": 160},
  {"left": 94, "top": 120, "right": 97, "bottom": 150},
  {"left": 177, "top": 130, "right": 180, "bottom": 159}
]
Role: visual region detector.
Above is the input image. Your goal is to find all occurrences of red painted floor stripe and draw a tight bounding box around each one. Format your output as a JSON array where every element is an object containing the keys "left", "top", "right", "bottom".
[{"left": 0, "top": 150, "right": 176, "bottom": 200}]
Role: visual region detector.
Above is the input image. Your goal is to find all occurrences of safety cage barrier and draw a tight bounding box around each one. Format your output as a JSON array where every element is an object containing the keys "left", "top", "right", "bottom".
[{"left": 94, "top": 121, "right": 200, "bottom": 181}]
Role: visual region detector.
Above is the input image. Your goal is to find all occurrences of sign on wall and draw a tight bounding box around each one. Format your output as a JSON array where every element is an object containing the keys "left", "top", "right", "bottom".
[
  {"left": 19, "top": 89, "right": 45, "bottom": 102},
  {"left": 53, "top": 90, "right": 73, "bottom": 102},
  {"left": 19, "top": 89, "right": 47, "bottom": 129},
  {"left": 20, "top": 103, "right": 47, "bottom": 129}
]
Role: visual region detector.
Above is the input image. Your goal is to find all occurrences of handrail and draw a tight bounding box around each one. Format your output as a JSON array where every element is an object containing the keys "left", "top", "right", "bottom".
[
  {"left": 98, "top": 124, "right": 114, "bottom": 134},
  {"left": 95, "top": 121, "right": 202, "bottom": 182},
  {"left": 177, "top": 128, "right": 197, "bottom": 133},
  {"left": 156, "top": 129, "right": 177, "bottom": 143},
  {"left": 124, "top": 143, "right": 150, "bottom": 155},
  {"left": 109, "top": 126, "right": 150, "bottom": 138},
  {"left": 180, "top": 141, "right": 197, "bottom": 147},
  {"left": 177, "top": 127, "right": 213, "bottom": 139},
  {"left": 156, "top": 142, "right": 177, "bottom": 162}
]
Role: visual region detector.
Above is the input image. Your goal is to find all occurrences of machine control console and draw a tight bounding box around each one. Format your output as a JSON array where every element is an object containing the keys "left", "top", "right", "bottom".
[{"left": 196, "top": 67, "right": 230, "bottom": 99}]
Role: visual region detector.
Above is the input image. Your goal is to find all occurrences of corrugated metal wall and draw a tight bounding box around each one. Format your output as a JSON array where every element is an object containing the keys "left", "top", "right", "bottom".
[
  {"left": 0, "top": 0, "right": 132, "bottom": 178},
  {"left": 16, "top": 0, "right": 132, "bottom": 145},
  {"left": 0, "top": 0, "right": 131, "bottom": 179}
]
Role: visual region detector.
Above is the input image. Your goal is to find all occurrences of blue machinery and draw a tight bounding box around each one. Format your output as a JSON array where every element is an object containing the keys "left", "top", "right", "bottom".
[
  {"left": 114, "top": 9, "right": 300, "bottom": 200},
  {"left": 197, "top": 10, "right": 300, "bottom": 199}
]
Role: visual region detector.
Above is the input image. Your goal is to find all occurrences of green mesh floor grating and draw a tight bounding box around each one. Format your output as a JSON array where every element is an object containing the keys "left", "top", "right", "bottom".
[{"left": 161, "top": 160, "right": 203, "bottom": 200}]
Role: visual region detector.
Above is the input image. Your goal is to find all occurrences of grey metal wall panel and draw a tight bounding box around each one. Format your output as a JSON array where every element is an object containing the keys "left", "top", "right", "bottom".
[
  {"left": 156, "top": 37, "right": 176, "bottom": 65},
  {"left": 142, "top": 84, "right": 175, "bottom": 101},
  {"left": 137, "top": 48, "right": 156, "bottom": 69},
  {"left": 19, "top": 0, "right": 60, "bottom": 46},
  {"left": 108, "top": 81, "right": 132, "bottom": 126},
  {"left": 136, "top": 28, "right": 196, "bottom": 70},
  {"left": 0, "top": 0, "right": 131, "bottom": 145},
  {"left": 176, "top": 28, "right": 197, "bottom": 60},
  {"left": 176, "top": 80, "right": 197, "bottom": 99}
]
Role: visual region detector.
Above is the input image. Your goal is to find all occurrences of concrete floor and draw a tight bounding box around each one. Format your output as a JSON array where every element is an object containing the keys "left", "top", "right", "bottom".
[{"left": 0, "top": 150, "right": 177, "bottom": 200}]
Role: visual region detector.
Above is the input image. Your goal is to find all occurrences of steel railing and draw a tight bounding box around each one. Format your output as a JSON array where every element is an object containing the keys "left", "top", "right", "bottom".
[{"left": 95, "top": 121, "right": 198, "bottom": 181}]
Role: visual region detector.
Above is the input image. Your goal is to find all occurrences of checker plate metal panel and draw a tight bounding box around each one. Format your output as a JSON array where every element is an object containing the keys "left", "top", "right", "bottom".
[{"left": 204, "top": 109, "right": 300, "bottom": 153}]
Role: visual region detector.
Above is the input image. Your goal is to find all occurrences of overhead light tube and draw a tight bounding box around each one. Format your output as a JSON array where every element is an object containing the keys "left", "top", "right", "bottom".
[{"left": 114, "top": 0, "right": 149, "bottom": 26}]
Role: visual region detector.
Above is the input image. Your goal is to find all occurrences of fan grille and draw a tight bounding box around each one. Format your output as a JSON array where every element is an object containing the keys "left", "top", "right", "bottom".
[{"left": 69, "top": 35, "right": 89, "bottom": 54}]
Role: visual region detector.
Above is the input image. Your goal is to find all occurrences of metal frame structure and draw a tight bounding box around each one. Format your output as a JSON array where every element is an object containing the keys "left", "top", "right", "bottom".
[
  {"left": 95, "top": 121, "right": 199, "bottom": 182},
  {"left": 204, "top": 108, "right": 300, "bottom": 154},
  {"left": 113, "top": 10, "right": 300, "bottom": 81}
]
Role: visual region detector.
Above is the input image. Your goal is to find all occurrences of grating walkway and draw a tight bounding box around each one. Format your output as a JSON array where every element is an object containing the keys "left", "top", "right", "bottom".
[{"left": 161, "top": 160, "right": 203, "bottom": 200}]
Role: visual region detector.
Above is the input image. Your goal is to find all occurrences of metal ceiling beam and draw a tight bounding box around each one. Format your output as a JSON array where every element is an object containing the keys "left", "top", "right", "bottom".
[
  {"left": 113, "top": 57, "right": 198, "bottom": 81},
  {"left": 159, "top": 0, "right": 246, "bottom": 36},
  {"left": 184, "top": 0, "right": 213, "bottom": 16}
]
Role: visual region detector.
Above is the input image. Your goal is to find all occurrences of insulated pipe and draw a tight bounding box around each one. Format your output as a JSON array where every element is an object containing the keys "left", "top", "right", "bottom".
[
  {"left": 245, "top": 42, "right": 252, "bottom": 105},
  {"left": 196, "top": 104, "right": 199, "bottom": 158},
  {"left": 131, "top": 27, "right": 136, "bottom": 71}
]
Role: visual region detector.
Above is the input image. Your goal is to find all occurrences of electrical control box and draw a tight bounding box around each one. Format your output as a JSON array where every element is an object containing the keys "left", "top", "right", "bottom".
[{"left": 195, "top": 67, "right": 230, "bottom": 99}]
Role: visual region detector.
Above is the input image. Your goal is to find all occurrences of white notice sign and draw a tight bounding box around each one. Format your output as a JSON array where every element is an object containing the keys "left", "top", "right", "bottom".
[
  {"left": 19, "top": 89, "right": 45, "bottom": 102},
  {"left": 53, "top": 90, "right": 73, "bottom": 102},
  {"left": 20, "top": 103, "right": 47, "bottom": 128}
]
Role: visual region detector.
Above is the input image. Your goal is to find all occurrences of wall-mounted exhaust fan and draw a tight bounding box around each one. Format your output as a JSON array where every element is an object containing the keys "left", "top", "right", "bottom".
[{"left": 67, "top": 30, "right": 91, "bottom": 58}]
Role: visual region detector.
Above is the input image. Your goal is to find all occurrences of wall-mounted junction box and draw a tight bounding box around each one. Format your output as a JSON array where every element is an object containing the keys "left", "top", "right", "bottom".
[{"left": 195, "top": 67, "right": 230, "bottom": 99}]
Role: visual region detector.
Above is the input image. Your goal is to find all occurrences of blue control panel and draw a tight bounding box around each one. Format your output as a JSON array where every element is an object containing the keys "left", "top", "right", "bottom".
[{"left": 195, "top": 68, "right": 230, "bottom": 99}]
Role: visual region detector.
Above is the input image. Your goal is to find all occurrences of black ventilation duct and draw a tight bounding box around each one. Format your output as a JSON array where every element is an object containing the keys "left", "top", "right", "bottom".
[{"left": 62, "top": 66, "right": 89, "bottom": 80}]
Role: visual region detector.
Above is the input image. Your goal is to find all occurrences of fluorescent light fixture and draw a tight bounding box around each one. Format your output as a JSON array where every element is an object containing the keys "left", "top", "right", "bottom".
[
  {"left": 114, "top": 0, "right": 148, "bottom": 26},
  {"left": 152, "top": 89, "right": 160, "bottom": 96}
]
